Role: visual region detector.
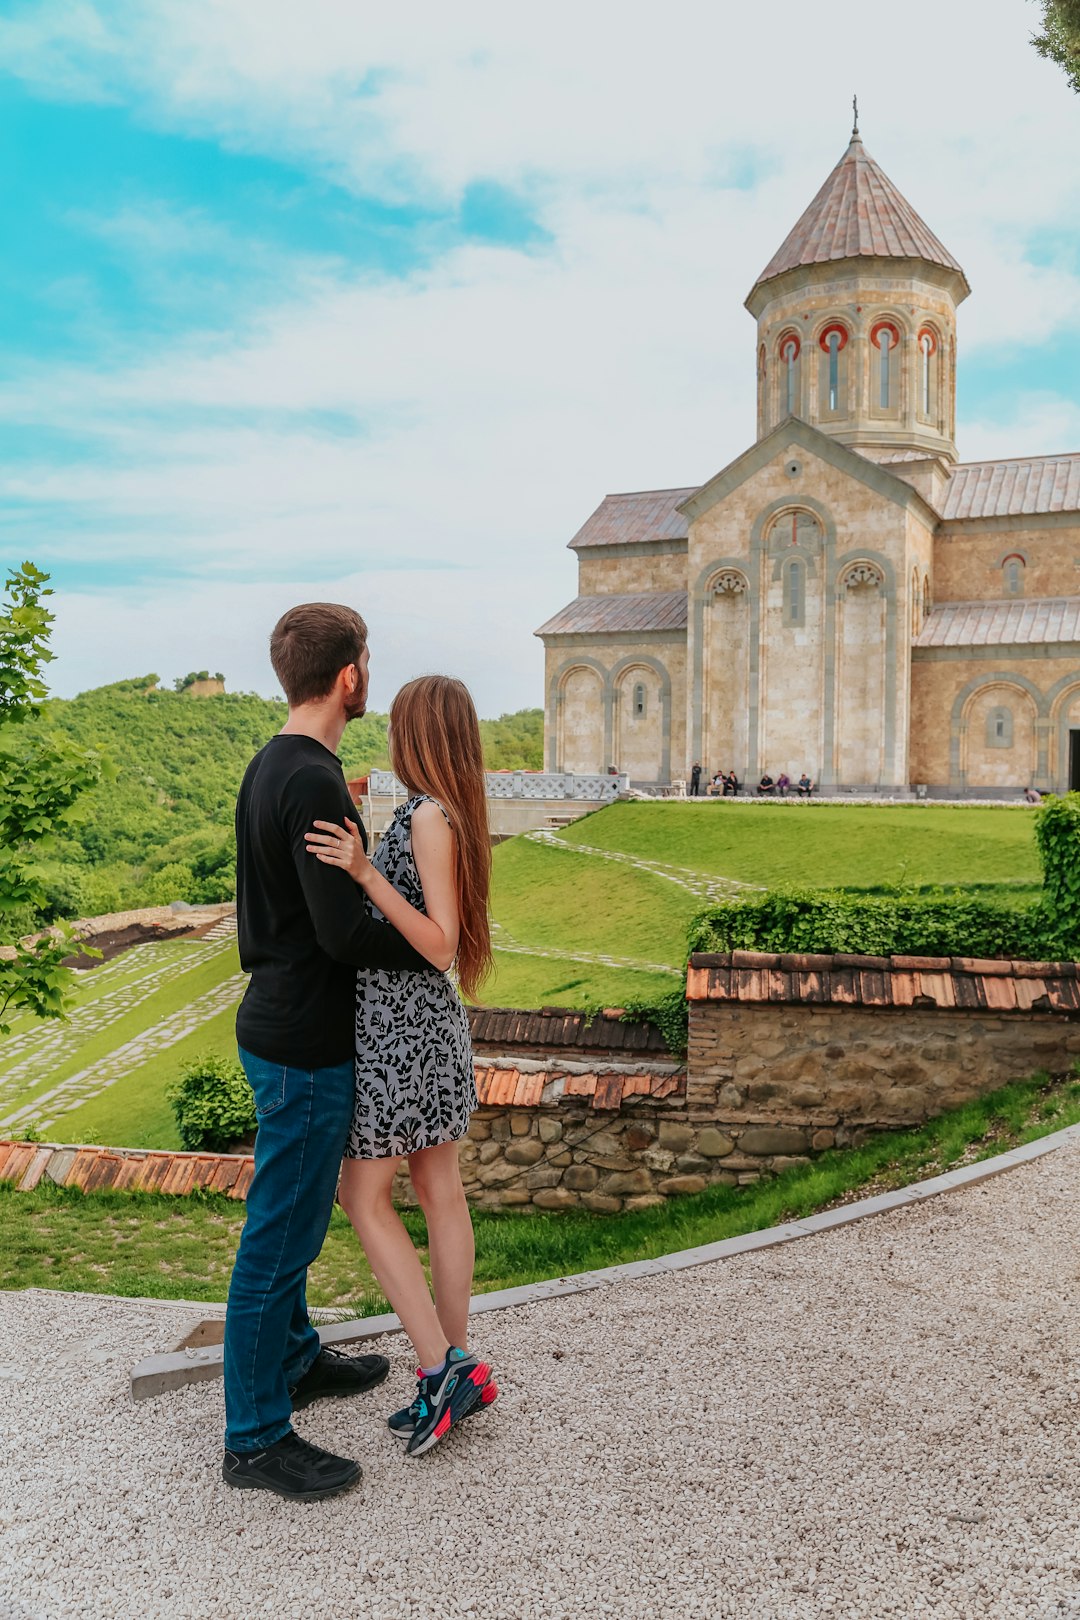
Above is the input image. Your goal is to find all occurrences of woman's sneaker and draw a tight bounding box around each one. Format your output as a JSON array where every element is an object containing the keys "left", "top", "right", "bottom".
[
  {"left": 403, "top": 1348, "right": 493, "bottom": 1456},
  {"left": 388, "top": 1375, "right": 498, "bottom": 1442}
]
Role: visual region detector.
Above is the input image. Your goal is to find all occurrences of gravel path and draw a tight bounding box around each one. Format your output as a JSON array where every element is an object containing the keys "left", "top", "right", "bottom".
[{"left": 2, "top": 1142, "right": 1079, "bottom": 1620}]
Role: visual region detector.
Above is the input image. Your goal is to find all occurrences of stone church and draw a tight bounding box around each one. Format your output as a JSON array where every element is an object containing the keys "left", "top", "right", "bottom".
[{"left": 535, "top": 127, "right": 1080, "bottom": 795}]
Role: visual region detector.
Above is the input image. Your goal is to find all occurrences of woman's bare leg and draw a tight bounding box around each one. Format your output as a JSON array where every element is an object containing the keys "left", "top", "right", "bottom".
[
  {"left": 407, "top": 1140, "right": 475, "bottom": 1352},
  {"left": 338, "top": 1157, "right": 449, "bottom": 1371}
]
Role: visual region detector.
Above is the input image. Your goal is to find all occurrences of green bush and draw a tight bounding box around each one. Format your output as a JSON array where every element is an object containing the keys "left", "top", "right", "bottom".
[
  {"left": 1035, "top": 792, "right": 1080, "bottom": 945},
  {"left": 688, "top": 888, "right": 1067, "bottom": 960},
  {"left": 168, "top": 1053, "right": 256, "bottom": 1152}
]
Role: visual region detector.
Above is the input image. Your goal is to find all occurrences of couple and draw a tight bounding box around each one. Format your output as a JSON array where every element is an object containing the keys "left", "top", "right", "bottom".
[{"left": 221, "top": 602, "right": 497, "bottom": 1502}]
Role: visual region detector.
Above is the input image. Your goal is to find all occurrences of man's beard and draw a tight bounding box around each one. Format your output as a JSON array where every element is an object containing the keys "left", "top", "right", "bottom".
[{"left": 343, "top": 682, "right": 367, "bottom": 722}]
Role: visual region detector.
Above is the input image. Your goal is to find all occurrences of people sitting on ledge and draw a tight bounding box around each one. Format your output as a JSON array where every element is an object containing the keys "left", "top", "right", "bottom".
[
  {"left": 757, "top": 773, "right": 776, "bottom": 796},
  {"left": 1024, "top": 785, "right": 1042, "bottom": 804},
  {"left": 796, "top": 772, "right": 815, "bottom": 797},
  {"left": 707, "top": 770, "right": 724, "bottom": 796},
  {"left": 776, "top": 771, "right": 791, "bottom": 797},
  {"left": 723, "top": 770, "right": 740, "bottom": 796}
]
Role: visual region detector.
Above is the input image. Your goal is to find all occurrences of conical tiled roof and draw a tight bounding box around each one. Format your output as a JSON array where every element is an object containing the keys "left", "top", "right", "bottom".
[{"left": 751, "top": 135, "right": 968, "bottom": 293}]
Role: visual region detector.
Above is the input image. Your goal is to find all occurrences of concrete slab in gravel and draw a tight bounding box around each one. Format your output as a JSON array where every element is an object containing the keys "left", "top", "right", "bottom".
[{"left": 5, "top": 1135, "right": 1080, "bottom": 1619}]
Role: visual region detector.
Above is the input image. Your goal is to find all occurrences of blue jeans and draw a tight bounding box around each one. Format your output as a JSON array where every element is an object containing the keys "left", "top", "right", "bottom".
[{"left": 223, "top": 1048, "right": 355, "bottom": 1452}]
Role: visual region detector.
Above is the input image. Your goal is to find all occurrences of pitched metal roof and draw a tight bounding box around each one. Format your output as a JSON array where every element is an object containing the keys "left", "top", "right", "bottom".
[
  {"left": 941, "top": 454, "right": 1080, "bottom": 521},
  {"left": 752, "top": 135, "right": 967, "bottom": 292},
  {"left": 915, "top": 597, "right": 1080, "bottom": 648},
  {"left": 568, "top": 488, "right": 697, "bottom": 550},
  {"left": 535, "top": 590, "right": 688, "bottom": 638}
]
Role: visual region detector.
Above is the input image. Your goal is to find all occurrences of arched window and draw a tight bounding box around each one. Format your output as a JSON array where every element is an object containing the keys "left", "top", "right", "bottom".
[
  {"left": 911, "top": 567, "right": 921, "bottom": 638},
  {"left": 633, "top": 682, "right": 646, "bottom": 717},
  {"left": 986, "top": 706, "right": 1014, "bottom": 749},
  {"left": 784, "top": 559, "right": 804, "bottom": 627},
  {"left": 918, "top": 327, "right": 938, "bottom": 421},
  {"left": 871, "top": 321, "right": 901, "bottom": 411},
  {"left": 778, "top": 332, "right": 801, "bottom": 417},
  {"left": 1003, "top": 555, "right": 1025, "bottom": 597},
  {"left": 923, "top": 575, "right": 931, "bottom": 621},
  {"left": 819, "top": 323, "right": 848, "bottom": 416}
]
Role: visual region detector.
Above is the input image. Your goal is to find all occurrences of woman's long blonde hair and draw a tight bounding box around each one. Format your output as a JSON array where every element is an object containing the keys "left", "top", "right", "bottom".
[{"left": 388, "top": 675, "right": 492, "bottom": 1000}]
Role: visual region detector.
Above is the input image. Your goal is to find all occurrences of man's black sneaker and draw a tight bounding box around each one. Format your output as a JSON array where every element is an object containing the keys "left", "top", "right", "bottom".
[
  {"left": 222, "top": 1431, "right": 361, "bottom": 1501},
  {"left": 405, "top": 1348, "right": 493, "bottom": 1457},
  {"left": 289, "top": 1346, "right": 390, "bottom": 1411}
]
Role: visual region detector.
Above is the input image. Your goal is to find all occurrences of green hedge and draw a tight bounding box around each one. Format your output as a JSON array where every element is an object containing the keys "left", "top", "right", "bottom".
[{"left": 687, "top": 888, "right": 1071, "bottom": 960}]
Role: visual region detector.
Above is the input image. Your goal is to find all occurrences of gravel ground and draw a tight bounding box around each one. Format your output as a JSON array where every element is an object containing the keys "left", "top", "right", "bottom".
[{"left": 2, "top": 1144, "right": 1079, "bottom": 1620}]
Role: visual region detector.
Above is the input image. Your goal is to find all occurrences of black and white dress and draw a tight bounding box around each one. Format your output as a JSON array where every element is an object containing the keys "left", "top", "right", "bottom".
[{"left": 345, "top": 794, "right": 477, "bottom": 1160}]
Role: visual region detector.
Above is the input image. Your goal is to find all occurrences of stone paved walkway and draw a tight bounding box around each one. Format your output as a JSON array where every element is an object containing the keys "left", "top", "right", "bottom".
[
  {"left": 0, "top": 922, "right": 241, "bottom": 1135},
  {"left": 1, "top": 1139, "right": 1077, "bottom": 1619}
]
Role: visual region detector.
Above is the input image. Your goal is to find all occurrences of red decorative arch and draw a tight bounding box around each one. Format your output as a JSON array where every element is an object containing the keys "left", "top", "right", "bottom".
[
  {"left": 819, "top": 322, "right": 849, "bottom": 352},
  {"left": 870, "top": 320, "right": 901, "bottom": 350},
  {"left": 777, "top": 330, "right": 801, "bottom": 360},
  {"left": 917, "top": 325, "right": 938, "bottom": 355}
]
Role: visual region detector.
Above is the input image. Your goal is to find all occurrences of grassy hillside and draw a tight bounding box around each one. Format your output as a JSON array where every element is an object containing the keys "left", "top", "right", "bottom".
[
  {"left": 558, "top": 800, "right": 1042, "bottom": 895},
  {"left": 0, "top": 799, "right": 1049, "bottom": 1151},
  {"left": 13, "top": 680, "right": 541, "bottom": 936}
]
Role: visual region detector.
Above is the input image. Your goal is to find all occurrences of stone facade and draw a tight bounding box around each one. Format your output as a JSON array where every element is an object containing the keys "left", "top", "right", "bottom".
[{"left": 536, "top": 131, "right": 1080, "bottom": 794}]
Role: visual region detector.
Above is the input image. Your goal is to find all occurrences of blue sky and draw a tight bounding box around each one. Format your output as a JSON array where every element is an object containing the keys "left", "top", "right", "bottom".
[{"left": 0, "top": 0, "right": 1078, "bottom": 711}]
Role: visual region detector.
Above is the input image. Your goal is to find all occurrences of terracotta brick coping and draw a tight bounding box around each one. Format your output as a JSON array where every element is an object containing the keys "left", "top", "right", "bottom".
[
  {"left": 0, "top": 1139, "right": 255, "bottom": 1198},
  {"left": 687, "top": 951, "right": 1080, "bottom": 1014},
  {"left": 469, "top": 1005, "right": 666, "bottom": 1053}
]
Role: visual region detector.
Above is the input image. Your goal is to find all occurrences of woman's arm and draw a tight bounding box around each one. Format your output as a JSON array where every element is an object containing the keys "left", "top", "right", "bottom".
[{"left": 305, "top": 801, "right": 460, "bottom": 971}]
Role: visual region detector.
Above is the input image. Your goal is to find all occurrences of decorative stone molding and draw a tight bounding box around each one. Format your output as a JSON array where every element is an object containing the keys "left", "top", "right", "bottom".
[
  {"left": 712, "top": 571, "right": 747, "bottom": 595},
  {"left": 841, "top": 562, "right": 885, "bottom": 590}
]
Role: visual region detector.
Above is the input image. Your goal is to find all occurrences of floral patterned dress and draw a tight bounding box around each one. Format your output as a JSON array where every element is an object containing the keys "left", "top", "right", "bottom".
[{"left": 344, "top": 794, "right": 477, "bottom": 1160}]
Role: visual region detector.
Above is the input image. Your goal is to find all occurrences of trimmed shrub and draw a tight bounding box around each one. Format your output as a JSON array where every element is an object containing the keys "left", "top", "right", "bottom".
[
  {"left": 1035, "top": 792, "right": 1080, "bottom": 945},
  {"left": 168, "top": 1053, "right": 256, "bottom": 1152},
  {"left": 687, "top": 888, "right": 1069, "bottom": 961}
]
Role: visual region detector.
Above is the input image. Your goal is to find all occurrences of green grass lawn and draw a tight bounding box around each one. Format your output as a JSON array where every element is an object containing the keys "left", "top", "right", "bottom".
[
  {"left": 0, "top": 801, "right": 1051, "bottom": 1151},
  {"left": 558, "top": 801, "right": 1042, "bottom": 893},
  {"left": 4, "top": 1067, "right": 1077, "bottom": 1308}
]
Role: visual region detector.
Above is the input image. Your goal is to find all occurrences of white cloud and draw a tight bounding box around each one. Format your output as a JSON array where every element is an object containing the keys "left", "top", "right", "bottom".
[{"left": 2, "top": 0, "right": 1079, "bottom": 709}]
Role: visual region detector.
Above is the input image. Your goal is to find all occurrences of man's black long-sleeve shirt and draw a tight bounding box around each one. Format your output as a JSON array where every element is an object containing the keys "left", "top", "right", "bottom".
[{"left": 235, "top": 733, "right": 428, "bottom": 1066}]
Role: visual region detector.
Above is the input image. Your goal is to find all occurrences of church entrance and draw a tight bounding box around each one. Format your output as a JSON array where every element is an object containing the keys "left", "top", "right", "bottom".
[{"left": 1070, "top": 730, "right": 1080, "bottom": 792}]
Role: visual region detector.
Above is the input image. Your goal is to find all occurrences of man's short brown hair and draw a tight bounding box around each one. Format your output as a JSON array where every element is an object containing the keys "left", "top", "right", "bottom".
[{"left": 269, "top": 603, "right": 367, "bottom": 706}]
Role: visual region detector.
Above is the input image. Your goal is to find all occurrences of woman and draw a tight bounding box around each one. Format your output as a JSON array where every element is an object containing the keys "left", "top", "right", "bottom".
[{"left": 306, "top": 674, "right": 497, "bottom": 1456}]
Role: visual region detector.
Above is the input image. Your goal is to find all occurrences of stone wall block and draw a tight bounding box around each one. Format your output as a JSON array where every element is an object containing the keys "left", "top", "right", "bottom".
[
  {"left": 624, "top": 1194, "right": 665, "bottom": 1211},
  {"left": 697, "top": 1128, "right": 735, "bottom": 1158},
  {"left": 658, "top": 1122, "right": 694, "bottom": 1152},
  {"left": 478, "top": 1141, "right": 503, "bottom": 1165},
  {"left": 526, "top": 1166, "right": 564, "bottom": 1190},
  {"left": 549, "top": 1150, "right": 574, "bottom": 1168},
  {"left": 467, "top": 1119, "right": 491, "bottom": 1141},
  {"left": 658, "top": 1174, "right": 707, "bottom": 1196},
  {"left": 563, "top": 1164, "right": 599, "bottom": 1192},
  {"left": 532, "top": 1187, "right": 579, "bottom": 1210},
  {"left": 738, "top": 1126, "right": 810, "bottom": 1156},
  {"left": 599, "top": 1169, "right": 654, "bottom": 1196},
  {"left": 505, "top": 1138, "right": 545, "bottom": 1167},
  {"left": 581, "top": 1192, "right": 623, "bottom": 1213},
  {"left": 509, "top": 1113, "right": 532, "bottom": 1137},
  {"left": 538, "top": 1118, "right": 563, "bottom": 1144},
  {"left": 491, "top": 1117, "right": 512, "bottom": 1142},
  {"left": 642, "top": 1147, "right": 675, "bottom": 1172}
]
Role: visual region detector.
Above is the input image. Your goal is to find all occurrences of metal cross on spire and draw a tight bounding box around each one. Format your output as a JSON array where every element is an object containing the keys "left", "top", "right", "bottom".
[{"left": 852, "top": 95, "right": 860, "bottom": 138}]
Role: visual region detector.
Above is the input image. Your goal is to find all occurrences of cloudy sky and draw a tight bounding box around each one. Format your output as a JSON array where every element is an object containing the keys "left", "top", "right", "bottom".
[{"left": 1, "top": 0, "right": 1078, "bottom": 714}]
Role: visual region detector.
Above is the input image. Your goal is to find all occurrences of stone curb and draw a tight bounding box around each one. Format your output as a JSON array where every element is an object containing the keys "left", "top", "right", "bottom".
[{"left": 128, "top": 1118, "right": 1080, "bottom": 1401}]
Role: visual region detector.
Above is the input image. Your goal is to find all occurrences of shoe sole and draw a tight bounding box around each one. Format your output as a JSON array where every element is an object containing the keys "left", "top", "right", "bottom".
[
  {"left": 389, "top": 1378, "right": 498, "bottom": 1442},
  {"left": 291, "top": 1360, "right": 390, "bottom": 1412},
  {"left": 406, "top": 1362, "right": 492, "bottom": 1458},
  {"left": 222, "top": 1461, "right": 362, "bottom": 1502}
]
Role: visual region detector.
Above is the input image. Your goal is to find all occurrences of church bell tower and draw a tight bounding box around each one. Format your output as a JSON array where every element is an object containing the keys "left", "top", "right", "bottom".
[{"left": 745, "top": 114, "right": 970, "bottom": 464}]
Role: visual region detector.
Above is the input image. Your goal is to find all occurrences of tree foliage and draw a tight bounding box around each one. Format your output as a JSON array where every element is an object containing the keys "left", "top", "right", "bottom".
[
  {"left": 0, "top": 564, "right": 100, "bottom": 1031},
  {"left": 7, "top": 678, "right": 543, "bottom": 935},
  {"left": 1033, "top": 0, "right": 1080, "bottom": 91}
]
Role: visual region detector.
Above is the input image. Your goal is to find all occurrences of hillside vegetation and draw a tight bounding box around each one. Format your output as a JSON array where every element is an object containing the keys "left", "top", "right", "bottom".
[{"left": 9, "top": 678, "right": 541, "bottom": 938}]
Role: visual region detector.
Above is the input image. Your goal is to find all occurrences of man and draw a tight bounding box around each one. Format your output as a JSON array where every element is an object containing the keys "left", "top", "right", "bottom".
[
  {"left": 797, "top": 772, "right": 814, "bottom": 798},
  {"left": 223, "top": 603, "right": 430, "bottom": 1503},
  {"left": 757, "top": 773, "right": 776, "bottom": 796},
  {"left": 690, "top": 762, "right": 702, "bottom": 797}
]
